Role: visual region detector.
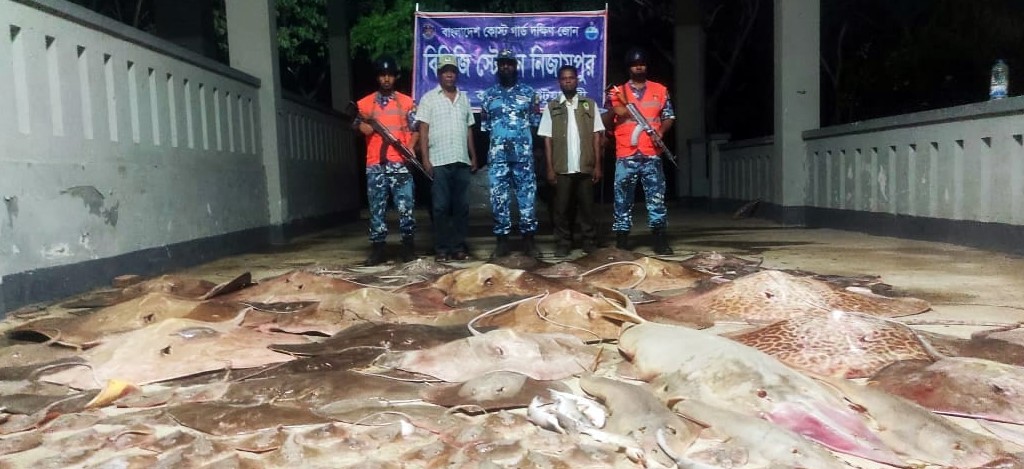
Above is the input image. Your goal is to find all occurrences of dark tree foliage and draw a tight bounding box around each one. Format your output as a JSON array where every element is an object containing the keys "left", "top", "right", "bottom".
[{"left": 823, "top": 0, "right": 1024, "bottom": 126}]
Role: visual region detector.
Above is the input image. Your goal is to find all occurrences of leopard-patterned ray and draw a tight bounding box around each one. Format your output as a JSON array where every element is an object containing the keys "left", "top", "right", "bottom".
[
  {"left": 727, "top": 310, "right": 935, "bottom": 378},
  {"left": 637, "top": 269, "right": 929, "bottom": 324}
]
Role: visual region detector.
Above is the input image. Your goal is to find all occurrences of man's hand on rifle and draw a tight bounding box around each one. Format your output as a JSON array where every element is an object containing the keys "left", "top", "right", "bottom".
[{"left": 357, "top": 122, "right": 374, "bottom": 136}]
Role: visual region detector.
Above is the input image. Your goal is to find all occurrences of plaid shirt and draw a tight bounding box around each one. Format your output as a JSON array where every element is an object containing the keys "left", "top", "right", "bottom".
[{"left": 416, "top": 85, "right": 475, "bottom": 167}]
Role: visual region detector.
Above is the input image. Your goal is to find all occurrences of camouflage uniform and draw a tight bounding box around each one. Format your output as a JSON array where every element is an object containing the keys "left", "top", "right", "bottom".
[
  {"left": 612, "top": 156, "right": 667, "bottom": 231},
  {"left": 480, "top": 82, "right": 542, "bottom": 235},
  {"left": 366, "top": 162, "right": 415, "bottom": 242}
]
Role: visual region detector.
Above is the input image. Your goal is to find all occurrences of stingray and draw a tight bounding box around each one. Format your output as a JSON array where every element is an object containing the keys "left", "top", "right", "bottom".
[
  {"left": 333, "top": 258, "right": 458, "bottom": 288},
  {"left": 168, "top": 402, "right": 331, "bottom": 436},
  {"left": 916, "top": 329, "right": 1024, "bottom": 366},
  {"left": 572, "top": 247, "right": 642, "bottom": 270},
  {"left": 270, "top": 322, "right": 479, "bottom": 357},
  {"left": 581, "top": 256, "right": 711, "bottom": 293},
  {"left": 869, "top": 357, "right": 1024, "bottom": 424},
  {"left": 620, "top": 322, "right": 904, "bottom": 466},
  {"left": 0, "top": 346, "right": 84, "bottom": 378},
  {"left": 39, "top": 318, "right": 306, "bottom": 389},
  {"left": 669, "top": 399, "right": 849, "bottom": 469},
  {"left": 429, "top": 264, "right": 583, "bottom": 305},
  {"left": 579, "top": 375, "right": 702, "bottom": 468},
  {"left": 315, "top": 400, "right": 452, "bottom": 426},
  {"left": 975, "top": 324, "right": 1024, "bottom": 346},
  {"left": 814, "top": 374, "right": 1011, "bottom": 467},
  {"left": 222, "top": 370, "right": 424, "bottom": 407},
  {"left": 473, "top": 289, "right": 634, "bottom": 341},
  {"left": 530, "top": 260, "right": 587, "bottom": 278},
  {"left": 488, "top": 252, "right": 546, "bottom": 270},
  {"left": 0, "top": 389, "right": 97, "bottom": 415},
  {"left": 421, "top": 371, "right": 571, "bottom": 411},
  {"left": 59, "top": 272, "right": 251, "bottom": 309},
  {"left": 220, "top": 269, "right": 364, "bottom": 303},
  {"left": 8, "top": 293, "right": 246, "bottom": 348},
  {"left": 222, "top": 428, "right": 288, "bottom": 453},
  {"left": 636, "top": 269, "right": 930, "bottom": 325},
  {"left": 232, "top": 349, "right": 389, "bottom": 381},
  {"left": 0, "top": 431, "right": 43, "bottom": 457},
  {"left": 728, "top": 310, "right": 935, "bottom": 378},
  {"left": 264, "top": 287, "right": 471, "bottom": 336},
  {"left": 375, "top": 329, "right": 599, "bottom": 382},
  {"left": 679, "top": 251, "right": 763, "bottom": 278}
]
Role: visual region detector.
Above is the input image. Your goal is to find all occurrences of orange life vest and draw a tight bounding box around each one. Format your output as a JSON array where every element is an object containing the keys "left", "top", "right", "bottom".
[
  {"left": 357, "top": 92, "right": 415, "bottom": 166},
  {"left": 609, "top": 80, "right": 668, "bottom": 158}
]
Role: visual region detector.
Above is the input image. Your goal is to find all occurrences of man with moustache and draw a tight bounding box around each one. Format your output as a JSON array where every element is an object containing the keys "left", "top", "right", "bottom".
[
  {"left": 606, "top": 47, "right": 676, "bottom": 255},
  {"left": 416, "top": 55, "right": 479, "bottom": 262},
  {"left": 538, "top": 65, "right": 605, "bottom": 257},
  {"left": 480, "top": 48, "right": 542, "bottom": 258},
  {"left": 354, "top": 55, "right": 419, "bottom": 265}
]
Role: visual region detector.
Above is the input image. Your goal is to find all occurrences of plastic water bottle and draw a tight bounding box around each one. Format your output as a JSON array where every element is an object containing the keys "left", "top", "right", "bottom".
[{"left": 990, "top": 59, "right": 1009, "bottom": 100}]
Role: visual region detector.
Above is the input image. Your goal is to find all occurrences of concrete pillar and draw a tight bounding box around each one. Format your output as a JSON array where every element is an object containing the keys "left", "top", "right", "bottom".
[
  {"left": 773, "top": 0, "right": 819, "bottom": 223},
  {"left": 152, "top": 0, "right": 218, "bottom": 59},
  {"left": 327, "top": 2, "right": 354, "bottom": 113},
  {"left": 674, "top": 0, "right": 705, "bottom": 198},
  {"left": 225, "top": 0, "right": 288, "bottom": 240},
  {"left": 326, "top": 0, "right": 360, "bottom": 208}
]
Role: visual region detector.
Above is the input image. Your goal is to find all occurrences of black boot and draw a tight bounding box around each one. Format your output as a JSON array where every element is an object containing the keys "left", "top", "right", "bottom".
[
  {"left": 523, "top": 233, "right": 541, "bottom": 258},
  {"left": 365, "top": 242, "right": 387, "bottom": 266},
  {"left": 615, "top": 231, "right": 629, "bottom": 250},
  {"left": 400, "top": 235, "right": 416, "bottom": 262},
  {"left": 652, "top": 228, "right": 674, "bottom": 255},
  {"left": 491, "top": 235, "right": 510, "bottom": 259}
]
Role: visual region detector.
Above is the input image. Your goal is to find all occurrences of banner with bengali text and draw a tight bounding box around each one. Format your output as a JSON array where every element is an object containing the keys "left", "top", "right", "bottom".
[{"left": 412, "top": 10, "right": 608, "bottom": 111}]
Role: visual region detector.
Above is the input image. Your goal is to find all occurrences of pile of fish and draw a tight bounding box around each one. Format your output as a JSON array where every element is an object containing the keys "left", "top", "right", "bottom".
[{"left": 1, "top": 248, "right": 1023, "bottom": 468}]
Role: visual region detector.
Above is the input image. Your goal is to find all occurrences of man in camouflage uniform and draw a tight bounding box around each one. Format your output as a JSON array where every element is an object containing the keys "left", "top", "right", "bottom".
[
  {"left": 606, "top": 47, "right": 675, "bottom": 255},
  {"left": 480, "top": 48, "right": 542, "bottom": 258},
  {"left": 354, "top": 56, "right": 419, "bottom": 265}
]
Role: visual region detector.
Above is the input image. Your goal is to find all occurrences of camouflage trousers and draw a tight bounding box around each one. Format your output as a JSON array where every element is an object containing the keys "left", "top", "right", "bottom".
[
  {"left": 612, "top": 155, "right": 667, "bottom": 232},
  {"left": 489, "top": 160, "right": 538, "bottom": 235},
  {"left": 366, "top": 163, "right": 415, "bottom": 243}
]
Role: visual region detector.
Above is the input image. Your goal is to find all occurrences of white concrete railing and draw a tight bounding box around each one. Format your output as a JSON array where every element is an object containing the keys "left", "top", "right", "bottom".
[
  {"left": 712, "top": 97, "right": 1024, "bottom": 229},
  {"left": 713, "top": 136, "right": 774, "bottom": 202},
  {"left": 278, "top": 94, "right": 361, "bottom": 218},
  {"left": 0, "top": 0, "right": 267, "bottom": 276},
  {"left": 803, "top": 98, "right": 1024, "bottom": 224}
]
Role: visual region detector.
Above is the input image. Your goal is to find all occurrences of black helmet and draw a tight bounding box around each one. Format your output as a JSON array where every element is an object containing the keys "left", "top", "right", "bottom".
[
  {"left": 374, "top": 55, "right": 399, "bottom": 75},
  {"left": 624, "top": 47, "right": 647, "bottom": 67}
]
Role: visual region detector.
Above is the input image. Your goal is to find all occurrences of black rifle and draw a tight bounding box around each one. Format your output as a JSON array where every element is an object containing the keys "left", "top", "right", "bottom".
[
  {"left": 609, "top": 85, "right": 678, "bottom": 168},
  {"left": 345, "top": 101, "right": 432, "bottom": 181}
]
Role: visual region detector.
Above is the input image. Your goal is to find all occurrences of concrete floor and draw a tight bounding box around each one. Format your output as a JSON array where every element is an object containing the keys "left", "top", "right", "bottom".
[
  {"left": 168, "top": 203, "right": 1024, "bottom": 339},
  {"left": 2, "top": 203, "right": 1024, "bottom": 467},
  {"left": 9, "top": 202, "right": 1021, "bottom": 354}
]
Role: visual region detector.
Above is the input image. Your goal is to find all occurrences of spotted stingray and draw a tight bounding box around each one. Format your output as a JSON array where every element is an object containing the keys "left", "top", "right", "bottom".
[
  {"left": 728, "top": 310, "right": 935, "bottom": 378},
  {"left": 636, "top": 269, "right": 930, "bottom": 324},
  {"left": 429, "top": 264, "right": 585, "bottom": 305},
  {"left": 579, "top": 256, "right": 711, "bottom": 293}
]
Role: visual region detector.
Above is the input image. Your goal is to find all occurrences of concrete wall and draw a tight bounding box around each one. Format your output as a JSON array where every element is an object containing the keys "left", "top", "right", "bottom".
[
  {"left": 0, "top": 0, "right": 358, "bottom": 313},
  {"left": 713, "top": 136, "right": 773, "bottom": 203},
  {"left": 279, "top": 94, "right": 361, "bottom": 226},
  {"left": 713, "top": 96, "right": 1024, "bottom": 253}
]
